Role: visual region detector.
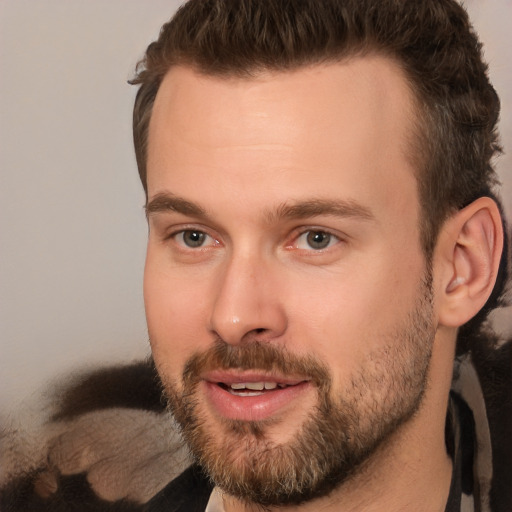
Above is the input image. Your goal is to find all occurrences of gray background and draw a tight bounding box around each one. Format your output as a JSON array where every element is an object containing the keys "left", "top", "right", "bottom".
[{"left": 1, "top": 0, "right": 511, "bottom": 414}]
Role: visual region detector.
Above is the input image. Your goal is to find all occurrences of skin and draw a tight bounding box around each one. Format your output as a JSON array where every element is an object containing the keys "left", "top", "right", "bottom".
[{"left": 143, "top": 58, "right": 501, "bottom": 511}]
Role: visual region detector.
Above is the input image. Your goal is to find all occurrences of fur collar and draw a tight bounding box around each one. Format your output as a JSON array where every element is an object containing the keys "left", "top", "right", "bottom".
[{"left": 1, "top": 341, "right": 510, "bottom": 511}]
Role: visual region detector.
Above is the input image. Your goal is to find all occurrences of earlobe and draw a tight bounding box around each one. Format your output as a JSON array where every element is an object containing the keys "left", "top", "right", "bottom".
[{"left": 437, "top": 197, "right": 503, "bottom": 328}]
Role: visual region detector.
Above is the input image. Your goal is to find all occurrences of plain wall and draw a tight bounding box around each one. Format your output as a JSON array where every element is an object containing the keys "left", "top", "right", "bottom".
[{"left": 1, "top": 0, "right": 511, "bottom": 414}]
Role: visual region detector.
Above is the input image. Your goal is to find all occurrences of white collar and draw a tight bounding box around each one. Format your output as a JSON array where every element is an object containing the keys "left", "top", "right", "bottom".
[{"left": 205, "top": 486, "right": 225, "bottom": 512}]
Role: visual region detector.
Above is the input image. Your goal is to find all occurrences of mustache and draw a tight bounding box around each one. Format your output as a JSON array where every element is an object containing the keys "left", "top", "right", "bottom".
[{"left": 183, "top": 339, "right": 331, "bottom": 389}]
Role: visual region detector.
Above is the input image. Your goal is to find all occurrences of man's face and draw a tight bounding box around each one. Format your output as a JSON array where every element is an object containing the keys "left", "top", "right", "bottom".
[{"left": 144, "top": 59, "right": 435, "bottom": 505}]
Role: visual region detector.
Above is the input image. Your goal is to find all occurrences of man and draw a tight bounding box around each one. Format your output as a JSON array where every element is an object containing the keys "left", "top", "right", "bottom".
[{"left": 1, "top": 0, "right": 511, "bottom": 511}]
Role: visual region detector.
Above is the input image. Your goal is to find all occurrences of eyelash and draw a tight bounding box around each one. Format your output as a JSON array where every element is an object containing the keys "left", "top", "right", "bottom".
[
  {"left": 165, "top": 226, "right": 343, "bottom": 254},
  {"left": 167, "top": 228, "right": 219, "bottom": 250},
  {"left": 293, "top": 230, "right": 340, "bottom": 251}
]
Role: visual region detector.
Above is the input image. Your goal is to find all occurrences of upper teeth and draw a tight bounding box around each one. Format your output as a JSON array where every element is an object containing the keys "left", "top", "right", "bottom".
[{"left": 230, "top": 382, "right": 279, "bottom": 390}]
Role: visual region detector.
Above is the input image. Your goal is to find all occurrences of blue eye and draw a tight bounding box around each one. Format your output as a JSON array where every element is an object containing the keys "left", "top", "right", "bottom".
[{"left": 296, "top": 230, "right": 336, "bottom": 250}]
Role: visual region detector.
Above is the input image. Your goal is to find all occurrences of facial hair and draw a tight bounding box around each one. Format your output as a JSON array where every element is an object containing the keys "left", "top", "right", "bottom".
[{"left": 160, "top": 274, "right": 435, "bottom": 507}]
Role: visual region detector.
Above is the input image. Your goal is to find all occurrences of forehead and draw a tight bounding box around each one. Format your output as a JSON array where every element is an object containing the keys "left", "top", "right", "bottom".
[{"left": 147, "top": 57, "right": 419, "bottom": 223}]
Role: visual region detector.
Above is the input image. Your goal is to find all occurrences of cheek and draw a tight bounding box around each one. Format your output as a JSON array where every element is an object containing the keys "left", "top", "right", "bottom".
[
  {"left": 143, "top": 252, "right": 212, "bottom": 375},
  {"left": 286, "top": 250, "right": 426, "bottom": 384},
  {"left": 285, "top": 279, "right": 375, "bottom": 380}
]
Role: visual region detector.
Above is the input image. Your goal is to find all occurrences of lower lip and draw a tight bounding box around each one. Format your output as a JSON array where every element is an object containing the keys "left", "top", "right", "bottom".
[{"left": 203, "top": 381, "right": 311, "bottom": 422}]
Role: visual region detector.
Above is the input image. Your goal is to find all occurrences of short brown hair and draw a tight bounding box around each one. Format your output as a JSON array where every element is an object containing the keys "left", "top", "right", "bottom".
[{"left": 130, "top": 0, "right": 508, "bottom": 337}]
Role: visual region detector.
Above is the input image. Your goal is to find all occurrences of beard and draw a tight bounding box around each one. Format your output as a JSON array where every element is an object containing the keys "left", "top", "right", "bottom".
[{"left": 159, "top": 274, "right": 435, "bottom": 508}]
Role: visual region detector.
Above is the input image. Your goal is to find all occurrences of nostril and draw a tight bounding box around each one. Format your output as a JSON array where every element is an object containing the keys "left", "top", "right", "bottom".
[{"left": 237, "top": 327, "right": 268, "bottom": 343}]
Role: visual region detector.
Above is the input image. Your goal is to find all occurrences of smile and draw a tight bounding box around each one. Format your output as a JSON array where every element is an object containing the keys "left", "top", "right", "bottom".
[
  {"left": 201, "top": 372, "right": 311, "bottom": 421},
  {"left": 220, "top": 381, "right": 294, "bottom": 396}
]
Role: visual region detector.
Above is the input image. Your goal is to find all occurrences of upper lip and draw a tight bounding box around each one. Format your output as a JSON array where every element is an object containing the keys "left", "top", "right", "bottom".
[{"left": 202, "top": 370, "right": 309, "bottom": 386}]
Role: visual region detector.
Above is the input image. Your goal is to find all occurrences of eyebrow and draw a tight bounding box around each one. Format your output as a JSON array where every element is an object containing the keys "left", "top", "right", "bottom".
[
  {"left": 145, "top": 192, "right": 375, "bottom": 224},
  {"left": 145, "top": 193, "right": 208, "bottom": 219},
  {"left": 268, "top": 199, "right": 375, "bottom": 223}
]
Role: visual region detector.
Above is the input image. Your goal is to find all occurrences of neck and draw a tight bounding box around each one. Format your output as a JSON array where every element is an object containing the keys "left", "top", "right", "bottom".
[{"left": 223, "top": 330, "right": 456, "bottom": 512}]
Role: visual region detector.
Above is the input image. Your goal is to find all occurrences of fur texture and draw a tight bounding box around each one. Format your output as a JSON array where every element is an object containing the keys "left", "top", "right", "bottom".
[
  {"left": 0, "top": 360, "right": 191, "bottom": 511},
  {"left": 1, "top": 341, "right": 510, "bottom": 511}
]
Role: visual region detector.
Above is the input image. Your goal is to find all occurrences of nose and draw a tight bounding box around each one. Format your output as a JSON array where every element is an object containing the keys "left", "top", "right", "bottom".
[{"left": 209, "top": 253, "right": 287, "bottom": 345}]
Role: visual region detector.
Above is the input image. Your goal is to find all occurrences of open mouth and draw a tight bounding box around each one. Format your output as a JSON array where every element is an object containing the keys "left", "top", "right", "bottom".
[
  {"left": 217, "top": 381, "right": 295, "bottom": 396},
  {"left": 203, "top": 374, "right": 312, "bottom": 421}
]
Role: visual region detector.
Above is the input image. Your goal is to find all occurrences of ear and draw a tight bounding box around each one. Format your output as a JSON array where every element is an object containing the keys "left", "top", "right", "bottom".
[{"left": 435, "top": 197, "right": 504, "bottom": 328}]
